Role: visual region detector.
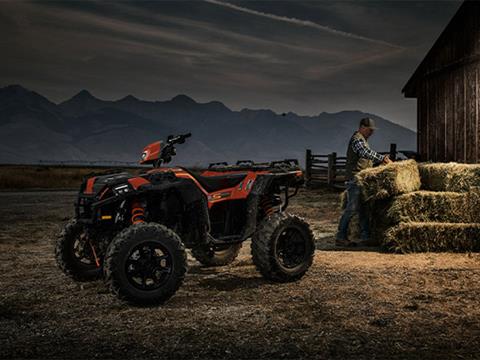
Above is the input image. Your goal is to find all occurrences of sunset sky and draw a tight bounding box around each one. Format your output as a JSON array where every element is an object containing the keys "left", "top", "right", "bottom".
[{"left": 0, "top": 1, "right": 462, "bottom": 130}]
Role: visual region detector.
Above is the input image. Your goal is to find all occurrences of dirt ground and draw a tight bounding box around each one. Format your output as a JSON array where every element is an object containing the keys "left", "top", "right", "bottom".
[{"left": 1, "top": 188, "right": 479, "bottom": 359}]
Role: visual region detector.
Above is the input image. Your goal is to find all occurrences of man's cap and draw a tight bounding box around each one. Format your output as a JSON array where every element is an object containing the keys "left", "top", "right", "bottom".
[{"left": 359, "top": 117, "right": 377, "bottom": 129}]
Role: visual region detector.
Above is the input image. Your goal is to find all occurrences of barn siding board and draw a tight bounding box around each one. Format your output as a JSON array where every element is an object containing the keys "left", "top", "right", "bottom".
[
  {"left": 418, "top": 86, "right": 425, "bottom": 160},
  {"left": 476, "top": 64, "right": 479, "bottom": 163},
  {"left": 420, "top": 92, "right": 428, "bottom": 160},
  {"left": 465, "top": 63, "right": 477, "bottom": 163},
  {"left": 476, "top": 64, "right": 480, "bottom": 162},
  {"left": 423, "top": 83, "right": 430, "bottom": 159},
  {"left": 417, "top": 96, "right": 421, "bottom": 157},
  {"left": 434, "top": 77, "right": 440, "bottom": 161},
  {"left": 428, "top": 79, "right": 437, "bottom": 161},
  {"left": 419, "top": 86, "right": 424, "bottom": 160},
  {"left": 425, "top": 81, "right": 431, "bottom": 161},
  {"left": 446, "top": 71, "right": 455, "bottom": 161},
  {"left": 419, "top": 95, "right": 426, "bottom": 160},
  {"left": 454, "top": 63, "right": 466, "bottom": 162},
  {"left": 438, "top": 74, "right": 447, "bottom": 161}
]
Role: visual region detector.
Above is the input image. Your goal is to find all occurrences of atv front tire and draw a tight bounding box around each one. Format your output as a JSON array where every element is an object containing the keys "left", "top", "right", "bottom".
[
  {"left": 55, "top": 219, "right": 102, "bottom": 282},
  {"left": 251, "top": 213, "right": 315, "bottom": 282},
  {"left": 191, "top": 243, "right": 242, "bottom": 267},
  {"left": 104, "top": 223, "right": 187, "bottom": 305}
]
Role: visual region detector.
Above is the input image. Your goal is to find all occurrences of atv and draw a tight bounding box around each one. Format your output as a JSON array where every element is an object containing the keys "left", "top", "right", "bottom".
[{"left": 56, "top": 133, "right": 315, "bottom": 305}]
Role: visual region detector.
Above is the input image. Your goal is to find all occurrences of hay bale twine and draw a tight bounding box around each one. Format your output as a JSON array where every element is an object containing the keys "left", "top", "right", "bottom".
[
  {"left": 385, "top": 222, "right": 480, "bottom": 253},
  {"left": 419, "top": 162, "right": 480, "bottom": 192},
  {"left": 355, "top": 160, "right": 421, "bottom": 201}
]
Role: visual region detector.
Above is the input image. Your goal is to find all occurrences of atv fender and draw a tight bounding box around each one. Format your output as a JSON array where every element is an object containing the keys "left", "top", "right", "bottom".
[{"left": 242, "top": 174, "right": 275, "bottom": 239}]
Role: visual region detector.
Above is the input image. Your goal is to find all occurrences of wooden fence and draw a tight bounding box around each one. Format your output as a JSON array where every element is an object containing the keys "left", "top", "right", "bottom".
[{"left": 305, "top": 143, "right": 398, "bottom": 188}]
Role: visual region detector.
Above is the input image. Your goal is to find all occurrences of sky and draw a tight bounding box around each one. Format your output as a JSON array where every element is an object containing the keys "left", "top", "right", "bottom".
[{"left": 0, "top": 0, "right": 463, "bottom": 130}]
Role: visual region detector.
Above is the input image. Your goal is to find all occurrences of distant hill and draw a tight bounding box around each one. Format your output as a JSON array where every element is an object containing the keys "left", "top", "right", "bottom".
[{"left": 0, "top": 85, "right": 416, "bottom": 166}]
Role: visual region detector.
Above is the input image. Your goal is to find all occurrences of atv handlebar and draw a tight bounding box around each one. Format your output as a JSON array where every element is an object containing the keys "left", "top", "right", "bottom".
[
  {"left": 167, "top": 133, "right": 191, "bottom": 145},
  {"left": 155, "top": 133, "right": 191, "bottom": 166}
]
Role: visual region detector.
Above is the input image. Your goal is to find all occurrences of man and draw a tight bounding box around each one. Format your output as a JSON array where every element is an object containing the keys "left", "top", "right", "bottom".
[{"left": 336, "top": 117, "right": 392, "bottom": 246}]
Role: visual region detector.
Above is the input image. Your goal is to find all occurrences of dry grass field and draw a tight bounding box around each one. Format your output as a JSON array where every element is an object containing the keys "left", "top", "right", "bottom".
[
  {"left": 1, "top": 188, "right": 479, "bottom": 359},
  {"left": 0, "top": 165, "right": 145, "bottom": 190}
]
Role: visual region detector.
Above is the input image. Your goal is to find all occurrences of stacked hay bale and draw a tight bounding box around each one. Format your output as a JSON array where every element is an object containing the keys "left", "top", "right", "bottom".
[
  {"left": 418, "top": 163, "right": 480, "bottom": 192},
  {"left": 340, "top": 160, "right": 421, "bottom": 245},
  {"left": 355, "top": 159, "right": 421, "bottom": 201},
  {"left": 356, "top": 159, "right": 421, "bottom": 246},
  {"left": 385, "top": 162, "right": 480, "bottom": 252},
  {"left": 338, "top": 160, "right": 480, "bottom": 252}
]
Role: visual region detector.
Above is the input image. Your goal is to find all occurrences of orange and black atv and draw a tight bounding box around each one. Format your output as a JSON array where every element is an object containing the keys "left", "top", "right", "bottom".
[{"left": 55, "top": 133, "right": 314, "bottom": 305}]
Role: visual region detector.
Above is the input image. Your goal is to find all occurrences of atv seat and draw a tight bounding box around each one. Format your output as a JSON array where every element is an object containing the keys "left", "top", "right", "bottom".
[{"left": 184, "top": 169, "right": 247, "bottom": 193}]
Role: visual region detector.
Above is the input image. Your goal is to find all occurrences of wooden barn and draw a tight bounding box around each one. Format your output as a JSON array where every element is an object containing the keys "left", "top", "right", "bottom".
[{"left": 403, "top": 1, "right": 480, "bottom": 163}]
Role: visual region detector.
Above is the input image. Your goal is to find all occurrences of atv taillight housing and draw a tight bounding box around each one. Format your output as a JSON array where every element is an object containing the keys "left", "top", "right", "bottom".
[{"left": 75, "top": 195, "right": 94, "bottom": 222}]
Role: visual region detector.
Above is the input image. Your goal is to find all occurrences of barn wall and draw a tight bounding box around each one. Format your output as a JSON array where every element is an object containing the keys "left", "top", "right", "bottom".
[
  {"left": 418, "top": 61, "right": 479, "bottom": 163},
  {"left": 409, "top": 1, "right": 480, "bottom": 163}
]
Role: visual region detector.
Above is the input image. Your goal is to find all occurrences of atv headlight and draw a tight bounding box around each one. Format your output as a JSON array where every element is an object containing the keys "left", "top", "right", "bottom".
[
  {"left": 114, "top": 184, "right": 129, "bottom": 195},
  {"left": 141, "top": 151, "right": 148, "bottom": 160}
]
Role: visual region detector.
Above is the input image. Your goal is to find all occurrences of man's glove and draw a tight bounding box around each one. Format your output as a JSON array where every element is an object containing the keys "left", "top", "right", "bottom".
[{"left": 382, "top": 155, "right": 393, "bottom": 164}]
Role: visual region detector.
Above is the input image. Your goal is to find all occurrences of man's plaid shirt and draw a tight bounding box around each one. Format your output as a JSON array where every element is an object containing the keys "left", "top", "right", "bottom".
[{"left": 351, "top": 135, "right": 385, "bottom": 163}]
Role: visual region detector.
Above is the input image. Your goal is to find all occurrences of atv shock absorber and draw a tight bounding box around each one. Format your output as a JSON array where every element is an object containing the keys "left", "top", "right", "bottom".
[
  {"left": 131, "top": 199, "right": 146, "bottom": 224},
  {"left": 260, "top": 197, "right": 275, "bottom": 217},
  {"left": 81, "top": 231, "right": 101, "bottom": 268}
]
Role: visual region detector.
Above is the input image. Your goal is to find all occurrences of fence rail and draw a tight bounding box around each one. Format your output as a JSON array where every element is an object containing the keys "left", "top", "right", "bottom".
[{"left": 305, "top": 143, "right": 399, "bottom": 189}]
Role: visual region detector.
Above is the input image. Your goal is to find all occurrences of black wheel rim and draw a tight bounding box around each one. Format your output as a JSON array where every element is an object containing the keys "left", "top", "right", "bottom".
[
  {"left": 72, "top": 234, "right": 96, "bottom": 267},
  {"left": 125, "top": 242, "right": 172, "bottom": 290},
  {"left": 275, "top": 227, "right": 308, "bottom": 269}
]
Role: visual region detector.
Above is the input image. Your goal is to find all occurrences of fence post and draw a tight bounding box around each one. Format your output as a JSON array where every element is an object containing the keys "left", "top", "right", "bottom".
[
  {"left": 327, "top": 152, "right": 336, "bottom": 186},
  {"left": 389, "top": 143, "right": 397, "bottom": 161},
  {"left": 305, "top": 149, "right": 312, "bottom": 185}
]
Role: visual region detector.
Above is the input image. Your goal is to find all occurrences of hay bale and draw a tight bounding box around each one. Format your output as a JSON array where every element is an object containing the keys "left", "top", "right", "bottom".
[
  {"left": 387, "top": 190, "right": 478, "bottom": 224},
  {"left": 338, "top": 190, "right": 392, "bottom": 244},
  {"left": 384, "top": 222, "right": 480, "bottom": 253},
  {"left": 367, "top": 199, "right": 394, "bottom": 246},
  {"left": 355, "top": 160, "right": 421, "bottom": 201},
  {"left": 471, "top": 187, "right": 480, "bottom": 221},
  {"left": 418, "top": 162, "right": 480, "bottom": 192},
  {"left": 338, "top": 190, "right": 394, "bottom": 244}
]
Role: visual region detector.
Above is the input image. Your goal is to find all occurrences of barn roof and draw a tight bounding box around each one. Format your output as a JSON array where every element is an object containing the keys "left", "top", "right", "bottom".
[{"left": 402, "top": 1, "right": 478, "bottom": 98}]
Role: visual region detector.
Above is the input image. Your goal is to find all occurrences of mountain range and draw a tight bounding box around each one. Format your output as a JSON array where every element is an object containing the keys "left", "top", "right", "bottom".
[{"left": 0, "top": 85, "right": 416, "bottom": 166}]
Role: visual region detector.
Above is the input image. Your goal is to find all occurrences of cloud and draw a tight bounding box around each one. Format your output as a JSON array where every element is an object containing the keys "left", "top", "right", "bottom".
[
  {"left": 204, "top": 0, "right": 404, "bottom": 49},
  {"left": 0, "top": 0, "right": 460, "bottom": 130}
]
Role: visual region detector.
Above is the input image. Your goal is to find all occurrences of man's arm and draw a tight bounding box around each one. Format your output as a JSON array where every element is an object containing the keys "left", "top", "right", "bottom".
[{"left": 351, "top": 137, "right": 385, "bottom": 163}]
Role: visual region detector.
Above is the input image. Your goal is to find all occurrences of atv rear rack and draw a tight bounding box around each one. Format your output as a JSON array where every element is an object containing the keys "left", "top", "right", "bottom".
[{"left": 208, "top": 159, "right": 300, "bottom": 172}]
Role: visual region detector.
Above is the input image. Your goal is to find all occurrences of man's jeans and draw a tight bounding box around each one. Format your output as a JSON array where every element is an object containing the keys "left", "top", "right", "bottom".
[{"left": 336, "top": 180, "right": 369, "bottom": 241}]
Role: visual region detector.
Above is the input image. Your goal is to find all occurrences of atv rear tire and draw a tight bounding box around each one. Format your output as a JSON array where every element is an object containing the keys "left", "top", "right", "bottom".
[
  {"left": 104, "top": 223, "right": 187, "bottom": 305},
  {"left": 191, "top": 243, "right": 242, "bottom": 267},
  {"left": 55, "top": 219, "right": 102, "bottom": 282},
  {"left": 251, "top": 213, "right": 315, "bottom": 282}
]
